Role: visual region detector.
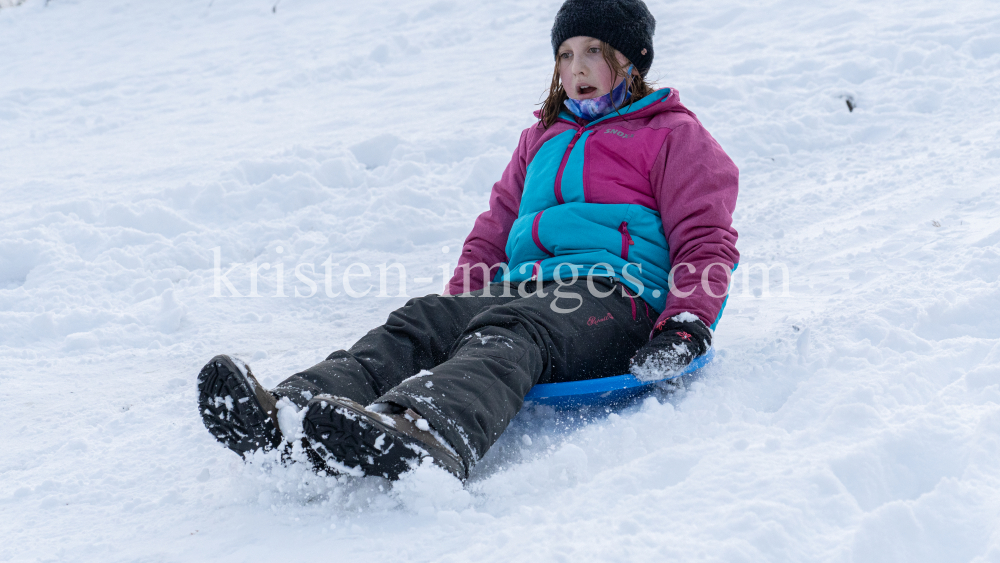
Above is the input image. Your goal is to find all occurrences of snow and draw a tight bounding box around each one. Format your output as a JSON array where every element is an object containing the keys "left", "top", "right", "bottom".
[
  {"left": 275, "top": 396, "right": 304, "bottom": 440},
  {"left": 400, "top": 368, "right": 434, "bottom": 385},
  {"left": 671, "top": 312, "right": 700, "bottom": 324},
  {"left": 2, "top": 0, "right": 1000, "bottom": 561}
]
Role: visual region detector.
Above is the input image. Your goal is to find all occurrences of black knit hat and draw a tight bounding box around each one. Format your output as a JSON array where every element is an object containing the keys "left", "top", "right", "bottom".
[{"left": 551, "top": 0, "right": 656, "bottom": 77}]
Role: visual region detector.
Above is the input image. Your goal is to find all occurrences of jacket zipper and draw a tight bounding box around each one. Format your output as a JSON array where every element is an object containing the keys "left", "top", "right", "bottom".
[
  {"left": 619, "top": 220, "right": 637, "bottom": 318},
  {"left": 553, "top": 128, "right": 585, "bottom": 205},
  {"left": 547, "top": 116, "right": 627, "bottom": 283},
  {"left": 554, "top": 110, "right": 627, "bottom": 204},
  {"left": 618, "top": 221, "right": 634, "bottom": 260}
]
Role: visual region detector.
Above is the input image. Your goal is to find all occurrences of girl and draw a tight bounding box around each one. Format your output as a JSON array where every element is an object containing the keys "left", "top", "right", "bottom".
[{"left": 197, "top": 0, "right": 739, "bottom": 481}]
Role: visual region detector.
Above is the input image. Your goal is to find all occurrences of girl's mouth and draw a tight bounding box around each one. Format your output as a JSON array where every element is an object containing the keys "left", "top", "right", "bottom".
[{"left": 577, "top": 85, "right": 597, "bottom": 96}]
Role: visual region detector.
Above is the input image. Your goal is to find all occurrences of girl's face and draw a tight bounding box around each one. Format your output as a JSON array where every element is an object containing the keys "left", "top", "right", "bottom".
[{"left": 557, "top": 36, "right": 630, "bottom": 100}]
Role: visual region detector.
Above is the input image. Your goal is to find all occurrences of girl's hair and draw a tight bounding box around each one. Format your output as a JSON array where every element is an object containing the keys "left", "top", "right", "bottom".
[{"left": 539, "top": 41, "right": 656, "bottom": 128}]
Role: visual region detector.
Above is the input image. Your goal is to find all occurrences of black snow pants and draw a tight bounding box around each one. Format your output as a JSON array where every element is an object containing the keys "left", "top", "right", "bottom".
[{"left": 274, "top": 277, "right": 656, "bottom": 470}]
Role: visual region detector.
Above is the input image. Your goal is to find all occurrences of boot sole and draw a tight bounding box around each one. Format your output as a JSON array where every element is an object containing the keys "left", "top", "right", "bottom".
[
  {"left": 197, "top": 355, "right": 281, "bottom": 456},
  {"left": 302, "top": 398, "right": 462, "bottom": 480}
]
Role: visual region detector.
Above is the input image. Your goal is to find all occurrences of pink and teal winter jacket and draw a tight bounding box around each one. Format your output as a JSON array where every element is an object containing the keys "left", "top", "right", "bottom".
[{"left": 446, "top": 88, "right": 739, "bottom": 334}]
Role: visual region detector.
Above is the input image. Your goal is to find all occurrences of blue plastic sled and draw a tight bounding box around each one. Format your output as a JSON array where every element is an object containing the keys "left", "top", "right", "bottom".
[{"left": 523, "top": 349, "right": 715, "bottom": 409}]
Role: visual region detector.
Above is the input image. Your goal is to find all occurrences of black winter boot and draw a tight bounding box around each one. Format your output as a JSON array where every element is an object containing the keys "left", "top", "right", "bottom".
[
  {"left": 197, "top": 355, "right": 282, "bottom": 456},
  {"left": 302, "top": 395, "right": 466, "bottom": 481}
]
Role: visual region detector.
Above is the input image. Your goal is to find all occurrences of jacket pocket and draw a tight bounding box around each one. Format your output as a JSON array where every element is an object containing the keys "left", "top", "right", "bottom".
[{"left": 532, "top": 210, "right": 555, "bottom": 258}]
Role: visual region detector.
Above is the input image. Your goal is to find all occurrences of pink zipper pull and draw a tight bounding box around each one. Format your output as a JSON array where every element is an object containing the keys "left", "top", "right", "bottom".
[
  {"left": 618, "top": 222, "right": 634, "bottom": 245},
  {"left": 618, "top": 221, "right": 633, "bottom": 260}
]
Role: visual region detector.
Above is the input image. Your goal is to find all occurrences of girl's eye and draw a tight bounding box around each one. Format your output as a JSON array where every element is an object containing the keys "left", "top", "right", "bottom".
[
  {"left": 588, "top": 47, "right": 601, "bottom": 53},
  {"left": 559, "top": 52, "right": 571, "bottom": 59}
]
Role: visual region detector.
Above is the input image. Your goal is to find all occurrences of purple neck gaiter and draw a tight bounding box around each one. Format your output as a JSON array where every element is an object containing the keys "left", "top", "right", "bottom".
[{"left": 564, "top": 66, "right": 634, "bottom": 122}]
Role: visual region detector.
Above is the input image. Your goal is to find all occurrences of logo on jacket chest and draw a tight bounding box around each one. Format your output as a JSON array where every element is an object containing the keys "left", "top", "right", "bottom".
[{"left": 604, "top": 128, "right": 634, "bottom": 139}]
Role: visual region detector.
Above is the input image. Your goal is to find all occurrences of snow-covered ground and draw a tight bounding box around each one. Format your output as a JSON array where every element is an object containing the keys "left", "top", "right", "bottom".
[{"left": 2, "top": 0, "right": 1000, "bottom": 560}]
